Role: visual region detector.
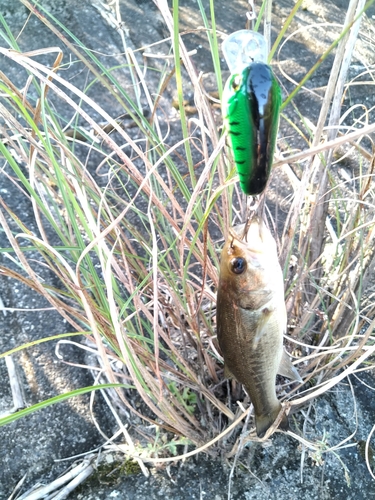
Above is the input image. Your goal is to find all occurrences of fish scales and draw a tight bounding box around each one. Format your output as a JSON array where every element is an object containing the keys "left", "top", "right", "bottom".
[{"left": 217, "top": 218, "right": 301, "bottom": 437}]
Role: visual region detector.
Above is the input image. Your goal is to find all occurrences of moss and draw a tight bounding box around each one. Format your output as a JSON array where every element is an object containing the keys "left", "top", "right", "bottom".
[
  {"left": 357, "top": 440, "right": 374, "bottom": 466},
  {"left": 98, "top": 459, "right": 141, "bottom": 483},
  {"left": 75, "top": 458, "right": 142, "bottom": 493}
]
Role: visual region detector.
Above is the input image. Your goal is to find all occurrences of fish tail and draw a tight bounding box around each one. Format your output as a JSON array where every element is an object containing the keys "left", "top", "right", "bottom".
[{"left": 255, "top": 404, "right": 289, "bottom": 438}]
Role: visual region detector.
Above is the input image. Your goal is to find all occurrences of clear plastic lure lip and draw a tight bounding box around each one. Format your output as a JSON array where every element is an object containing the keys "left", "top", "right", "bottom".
[{"left": 222, "top": 30, "right": 268, "bottom": 73}]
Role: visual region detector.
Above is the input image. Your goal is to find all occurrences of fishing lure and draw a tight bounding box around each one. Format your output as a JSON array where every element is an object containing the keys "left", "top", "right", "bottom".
[{"left": 222, "top": 62, "right": 281, "bottom": 196}]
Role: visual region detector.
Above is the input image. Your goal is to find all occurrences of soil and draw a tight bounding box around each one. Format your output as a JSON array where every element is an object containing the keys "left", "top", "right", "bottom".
[{"left": 1, "top": 0, "right": 375, "bottom": 498}]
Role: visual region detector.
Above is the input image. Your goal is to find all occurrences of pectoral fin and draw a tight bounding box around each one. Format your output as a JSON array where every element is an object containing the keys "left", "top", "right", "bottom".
[
  {"left": 278, "top": 350, "right": 303, "bottom": 382},
  {"left": 253, "top": 306, "right": 273, "bottom": 349}
]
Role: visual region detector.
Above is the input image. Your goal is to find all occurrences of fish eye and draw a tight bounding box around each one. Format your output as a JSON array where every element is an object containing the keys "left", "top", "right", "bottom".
[
  {"left": 230, "top": 257, "right": 246, "bottom": 274},
  {"left": 231, "top": 75, "right": 241, "bottom": 91}
]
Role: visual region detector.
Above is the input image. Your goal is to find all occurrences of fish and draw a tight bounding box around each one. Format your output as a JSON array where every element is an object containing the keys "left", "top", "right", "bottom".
[
  {"left": 216, "top": 218, "right": 301, "bottom": 437},
  {"left": 222, "top": 62, "right": 281, "bottom": 196}
]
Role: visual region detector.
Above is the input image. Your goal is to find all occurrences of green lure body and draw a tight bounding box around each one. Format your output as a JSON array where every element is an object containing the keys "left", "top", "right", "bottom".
[{"left": 222, "top": 63, "right": 281, "bottom": 196}]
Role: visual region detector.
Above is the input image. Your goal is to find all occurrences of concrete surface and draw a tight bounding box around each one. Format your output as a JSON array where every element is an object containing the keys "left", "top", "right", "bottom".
[{"left": 1, "top": 0, "right": 375, "bottom": 498}]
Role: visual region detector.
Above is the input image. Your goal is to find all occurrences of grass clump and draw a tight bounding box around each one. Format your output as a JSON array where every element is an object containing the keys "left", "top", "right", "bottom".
[{"left": 1, "top": 0, "right": 375, "bottom": 487}]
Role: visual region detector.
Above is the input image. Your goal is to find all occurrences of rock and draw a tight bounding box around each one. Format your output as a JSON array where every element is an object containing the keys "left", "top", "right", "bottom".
[{"left": 1, "top": 0, "right": 375, "bottom": 498}]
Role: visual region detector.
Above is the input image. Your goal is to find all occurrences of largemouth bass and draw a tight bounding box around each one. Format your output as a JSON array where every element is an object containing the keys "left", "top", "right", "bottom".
[{"left": 217, "top": 218, "right": 301, "bottom": 437}]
